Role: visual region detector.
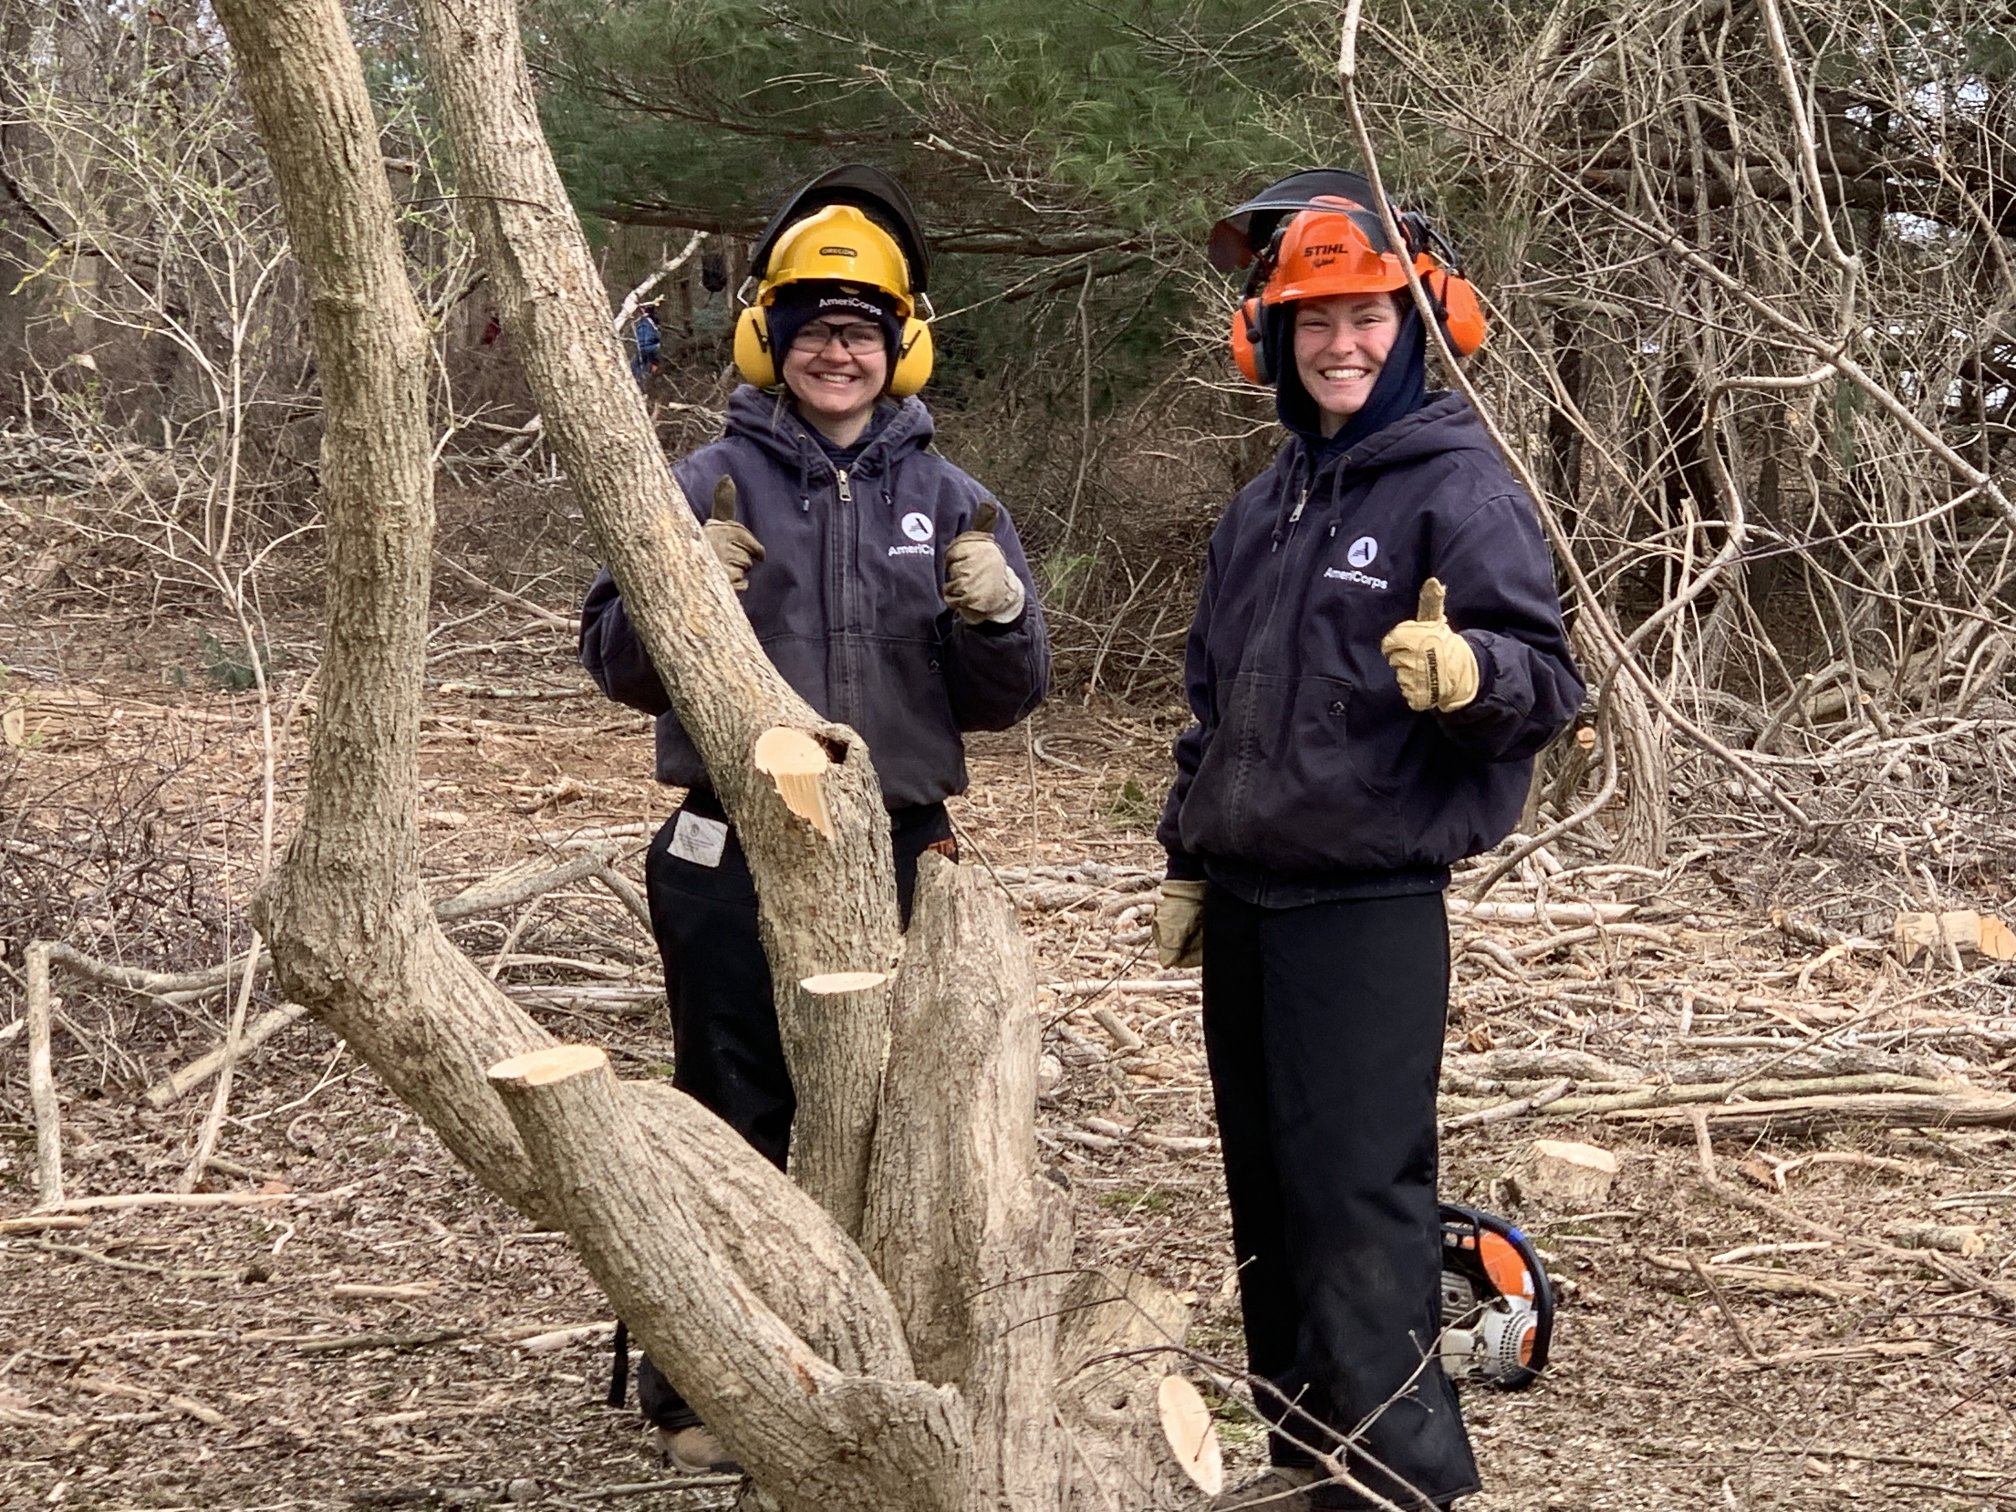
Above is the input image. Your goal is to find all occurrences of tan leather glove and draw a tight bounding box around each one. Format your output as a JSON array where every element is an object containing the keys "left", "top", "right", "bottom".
[
  {"left": 943, "top": 499, "right": 1025, "bottom": 624},
  {"left": 1153, "top": 879, "right": 1206, "bottom": 969},
  {"left": 704, "top": 475, "right": 763, "bottom": 592},
  {"left": 1380, "top": 577, "right": 1479, "bottom": 713}
]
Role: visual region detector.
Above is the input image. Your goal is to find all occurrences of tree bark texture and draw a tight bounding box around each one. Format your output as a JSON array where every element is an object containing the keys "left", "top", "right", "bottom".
[
  {"left": 1052, "top": 1269, "right": 1203, "bottom": 1510},
  {"left": 210, "top": 0, "right": 554, "bottom": 1221},
  {"left": 863, "top": 855, "right": 1070, "bottom": 1509},
  {"left": 493, "top": 1048, "right": 966, "bottom": 1512},
  {"left": 413, "top": 0, "right": 895, "bottom": 1237},
  {"left": 211, "top": 0, "right": 926, "bottom": 1426}
]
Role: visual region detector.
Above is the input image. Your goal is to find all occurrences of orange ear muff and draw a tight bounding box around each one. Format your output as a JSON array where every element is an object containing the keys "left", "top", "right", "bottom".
[
  {"left": 886, "top": 315, "right": 934, "bottom": 397},
  {"left": 1415, "top": 255, "right": 1487, "bottom": 358},
  {"left": 733, "top": 304, "right": 778, "bottom": 387},
  {"left": 1230, "top": 295, "right": 1268, "bottom": 384},
  {"left": 1437, "top": 270, "right": 1487, "bottom": 357}
]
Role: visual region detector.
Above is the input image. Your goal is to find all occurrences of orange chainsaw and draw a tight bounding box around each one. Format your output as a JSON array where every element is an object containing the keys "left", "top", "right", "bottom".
[{"left": 1438, "top": 1203, "right": 1553, "bottom": 1390}]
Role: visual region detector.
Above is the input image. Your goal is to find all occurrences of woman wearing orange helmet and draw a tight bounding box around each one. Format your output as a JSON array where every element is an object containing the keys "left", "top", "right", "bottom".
[{"left": 1155, "top": 171, "right": 1583, "bottom": 1510}]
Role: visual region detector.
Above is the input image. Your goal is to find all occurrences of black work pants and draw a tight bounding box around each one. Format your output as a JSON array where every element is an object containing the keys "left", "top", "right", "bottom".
[
  {"left": 1201, "top": 886, "right": 1479, "bottom": 1511},
  {"left": 634, "top": 790, "right": 949, "bottom": 1430}
]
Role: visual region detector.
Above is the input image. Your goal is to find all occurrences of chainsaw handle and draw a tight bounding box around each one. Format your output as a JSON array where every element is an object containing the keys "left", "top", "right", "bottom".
[{"left": 1440, "top": 1202, "right": 1554, "bottom": 1389}]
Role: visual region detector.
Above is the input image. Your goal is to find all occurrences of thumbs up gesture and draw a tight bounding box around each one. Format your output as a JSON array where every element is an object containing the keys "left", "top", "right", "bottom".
[
  {"left": 943, "top": 496, "right": 1025, "bottom": 625},
  {"left": 1379, "top": 577, "right": 1480, "bottom": 713},
  {"left": 703, "top": 475, "right": 764, "bottom": 592}
]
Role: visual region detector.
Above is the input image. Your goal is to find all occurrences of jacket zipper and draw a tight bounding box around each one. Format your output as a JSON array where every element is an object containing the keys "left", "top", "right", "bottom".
[
  {"left": 1258, "top": 453, "right": 1325, "bottom": 665},
  {"left": 1270, "top": 453, "right": 1312, "bottom": 552},
  {"left": 830, "top": 466, "right": 859, "bottom": 727}
]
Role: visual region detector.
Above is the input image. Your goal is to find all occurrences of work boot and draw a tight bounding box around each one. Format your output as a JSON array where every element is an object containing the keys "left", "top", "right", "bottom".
[
  {"left": 658, "top": 1422, "right": 741, "bottom": 1475},
  {"left": 1210, "top": 1464, "right": 1322, "bottom": 1510}
]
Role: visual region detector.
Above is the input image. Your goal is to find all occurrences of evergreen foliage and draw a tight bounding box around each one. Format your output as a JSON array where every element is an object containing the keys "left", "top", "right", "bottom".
[{"left": 528, "top": 0, "right": 1324, "bottom": 250}]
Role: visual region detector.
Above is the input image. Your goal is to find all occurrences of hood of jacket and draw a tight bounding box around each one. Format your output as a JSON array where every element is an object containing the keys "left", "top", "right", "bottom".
[
  {"left": 1278, "top": 388, "right": 1499, "bottom": 497},
  {"left": 723, "top": 386, "right": 936, "bottom": 486}
]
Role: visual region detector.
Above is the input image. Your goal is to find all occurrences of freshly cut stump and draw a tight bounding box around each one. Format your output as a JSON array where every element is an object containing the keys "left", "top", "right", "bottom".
[
  {"left": 754, "top": 727, "right": 835, "bottom": 839},
  {"left": 801, "top": 971, "right": 890, "bottom": 995},
  {"left": 1157, "top": 1374, "right": 1224, "bottom": 1496}
]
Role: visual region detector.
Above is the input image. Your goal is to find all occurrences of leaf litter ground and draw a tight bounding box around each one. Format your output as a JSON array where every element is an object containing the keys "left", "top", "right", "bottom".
[{"left": 3, "top": 586, "right": 2013, "bottom": 1512}]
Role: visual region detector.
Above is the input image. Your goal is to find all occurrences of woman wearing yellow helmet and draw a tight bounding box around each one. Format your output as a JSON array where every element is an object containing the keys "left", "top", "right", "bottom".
[
  {"left": 1157, "top": 170, "right": 1583, "bottom": 1511},
  {"left": 579, "top": 166, "right": 1048, "bottom": 1472}
]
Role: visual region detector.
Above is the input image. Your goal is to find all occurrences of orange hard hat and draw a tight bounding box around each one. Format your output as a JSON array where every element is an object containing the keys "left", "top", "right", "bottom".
[{"left": 1262, "top": 195, "right": 1410, "bottom": 305}]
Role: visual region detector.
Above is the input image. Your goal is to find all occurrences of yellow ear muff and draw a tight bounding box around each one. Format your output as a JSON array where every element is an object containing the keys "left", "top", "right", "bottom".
[
  {"left": 886, "top": 316, "right": 934, "bottom": 398},
  {"left": 732, "top": 305, "right": 778, "bottom": 388},
  {"left": 736, "top": 300, "right": 933, "bottom": 396}
]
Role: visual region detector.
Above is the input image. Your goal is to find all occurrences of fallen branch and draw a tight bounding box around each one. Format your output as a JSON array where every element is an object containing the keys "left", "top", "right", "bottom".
[
  {"left": 295, "top": 1328, "right": 477, "bottom": 1355},
  {"left": 1606, "top": 1089, "right": 2016, "bottom": 1135},
  {"left": 1439, "top": 1074, "right": 1982, "bottom": 1124},
  {"left": 1447, "top": 898, "right": 1639, "bottom": 925},
  {"left": 71, "top": 1376, "right": 230, "bottom": 1427},
  {"left": 43, "top": 1190, "right": 294, "bottom": 1215},
  {"left": 142, "top": 1004, "right": 312, "bottom": 1109},
  {"left": 1700, "top": 1172, "right": 2016, "bottom": 1308},
  {"left": 1443, "top": 1077, "right": 1572, "bottom": 1131},
  {"left": 26, "top": 1239, "right": 241, "bottom": 1281},
  {"left": 136, "top": 847, "right": 639, "bottom": 1109},
  {"left": 1643, "top": 1251, "right": 1865, "bottom": 1299},
  {"left": 25, "top": 942, "right": 62, "bottom": 1208}
]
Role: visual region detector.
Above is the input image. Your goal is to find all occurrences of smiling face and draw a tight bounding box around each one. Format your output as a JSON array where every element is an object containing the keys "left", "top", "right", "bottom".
[
  {"left": 1290, "top": 291, "right": 1402, "bottom": 437},
  {"left": 780, "top": 317, "right": 890, "bottom": 446}
]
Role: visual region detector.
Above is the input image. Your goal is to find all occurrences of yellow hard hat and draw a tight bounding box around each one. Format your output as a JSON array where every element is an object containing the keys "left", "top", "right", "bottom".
[{"left": 757, "top": 204, "right": 915, "bottom": 317}]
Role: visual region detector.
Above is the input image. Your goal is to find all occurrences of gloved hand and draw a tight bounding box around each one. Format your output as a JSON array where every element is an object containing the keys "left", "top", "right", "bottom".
[
  {"left": 1380, "top": 577, "right": 1479, "bottom": 713},
  {"left": 1153, "top": 879, "right": 1206, "bottom": 969},
  {"left": 704, "top": 475, "right": 763, "bottom": 592},
  {"left": 943, "top": 499, "right": 1025, "bottom": 624}
]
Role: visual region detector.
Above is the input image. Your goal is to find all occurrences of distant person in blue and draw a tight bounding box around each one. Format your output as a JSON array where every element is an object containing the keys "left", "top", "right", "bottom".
[
  {"left": 630, "top": 302, "right": 661, "bottom": 385},
  {"left": 1154, "top": 170, "right": 1583, "bottom": 1511}
]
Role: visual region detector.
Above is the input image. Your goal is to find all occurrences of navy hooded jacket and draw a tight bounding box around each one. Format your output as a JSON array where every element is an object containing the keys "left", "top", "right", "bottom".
[
  {"left": 580, "top": 386, "right": 1049, "bottom": 809},
  {"left": 1157, "top": 391, "right": 1582, "bottom": 889}
]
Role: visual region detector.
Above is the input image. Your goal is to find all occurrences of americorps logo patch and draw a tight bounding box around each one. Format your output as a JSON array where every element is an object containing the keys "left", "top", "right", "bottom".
[
  {"left": 1326, "top": 533, "right": 1390, "bottom": 589},
  {"left": 901, "top": 512, "right": 934, "bottom": 543}
]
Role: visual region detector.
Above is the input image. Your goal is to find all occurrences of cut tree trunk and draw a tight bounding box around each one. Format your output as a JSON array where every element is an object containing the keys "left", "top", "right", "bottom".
[
  {"left": 862, "top": 855, "right": 1070, "bottom": 1509},
  {"left": 413, "top": 0, "right": 895, "bottom": 1238},
  {"left": 210, "top": 4, "right": 1210, "bottom": 1510}
]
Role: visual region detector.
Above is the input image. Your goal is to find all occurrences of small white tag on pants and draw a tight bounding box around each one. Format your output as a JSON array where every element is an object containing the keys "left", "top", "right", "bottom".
[{"left": 669, "top": 810, "right": 730, "bottom": 868}]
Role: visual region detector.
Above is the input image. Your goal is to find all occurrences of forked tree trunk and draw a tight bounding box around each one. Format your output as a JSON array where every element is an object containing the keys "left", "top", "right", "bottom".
[
  {"left": 414, "top": 0, "right": 897, "bottom": 1241},
  {"left": 208, "top": 2, "right": 1210, "bottom": 1509}
]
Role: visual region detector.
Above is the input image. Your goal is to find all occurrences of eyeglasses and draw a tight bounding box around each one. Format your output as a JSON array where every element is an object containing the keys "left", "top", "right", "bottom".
[{"left": 788, "top": 320, "right": 884, "bottom": 354}]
